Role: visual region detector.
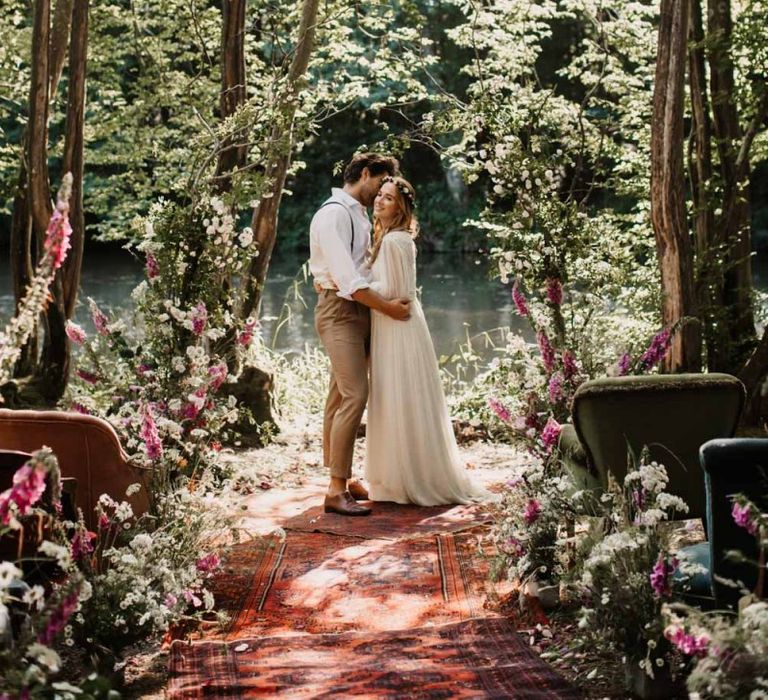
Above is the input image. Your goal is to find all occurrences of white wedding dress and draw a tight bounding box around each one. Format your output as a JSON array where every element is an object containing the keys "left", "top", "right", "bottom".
[{"left": 364, "top": 230, "right": 490, "bottom": 506}]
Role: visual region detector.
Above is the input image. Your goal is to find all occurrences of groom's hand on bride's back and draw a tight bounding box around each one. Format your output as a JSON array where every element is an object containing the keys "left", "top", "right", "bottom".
[{"left": 386, "top": 298, "right": 411, "bottom": 321}]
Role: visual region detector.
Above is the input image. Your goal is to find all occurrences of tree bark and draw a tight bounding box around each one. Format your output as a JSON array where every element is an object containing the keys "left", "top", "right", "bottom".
[
  {"left": 215, "top": 0, "right": 247, "bottom": 189},
  {"left": 48, "top": 0, "right": 74, "bottom": 97},
  {"left": 650, "top": 0, "right": 701, "bottom": 372},
  {"left": 61, "top": 0, "right": 88, "bottom": 319},
  {"left": 688, "top": 0, "right": 725, "bottom": 369},
  {"left": 9, "top": 160, "right": 37, "bottom": 376},
  {"left": 707, "top": 0, "right": 755, "bottom": 371},
  {"left": 28, "top": 0, "right": 53, "bottom": 242},
  {"left": 37, "top": 0, "right": 88, "bottom": 402},
  {"left": 238, "top": 0, "right": 320, "bottom": 324}
]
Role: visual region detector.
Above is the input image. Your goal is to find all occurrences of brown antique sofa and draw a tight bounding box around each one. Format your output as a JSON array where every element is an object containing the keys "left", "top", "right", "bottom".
[{"left": 0, "top": 410, "right": 151, "bottom": 529}]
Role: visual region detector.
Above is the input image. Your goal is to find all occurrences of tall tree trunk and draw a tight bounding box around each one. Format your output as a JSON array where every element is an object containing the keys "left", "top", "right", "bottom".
[
  {"left": 37, "top": 0, "right": 89, "bottom": 402},
  {"left": 650, "top": 0, "right": 701, "bottom": 372},
  {"left": 237, "top": 0, "right": 320, "bottom": 326},
  {"left": 48, "top": 0, "right": 74, "bottom": 96},
  {"left": 10, "top": 160, "right": 37, "bottom": 376},
  {"left": 688, "top": 0, "right": 724, "bottom": 369},
  {"left": 61, "top": 0, "right": 88, "bottom": 319},
  {"left": 215, "top": 0, "right": 247, "bottom": 190},
  {"left": 707, "top": 0, "right": 755, "bottom": 371},
  {"left": 10, "top": 0, "right": 54, "bottom": 384},
  {"left": 29, "top": 0, "right": 53, "bottom": 243}
]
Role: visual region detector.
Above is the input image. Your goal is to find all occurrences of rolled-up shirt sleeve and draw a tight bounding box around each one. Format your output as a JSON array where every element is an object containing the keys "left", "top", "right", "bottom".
[{"left": 314, "top": 207, "right": 370, "bottom": 300}]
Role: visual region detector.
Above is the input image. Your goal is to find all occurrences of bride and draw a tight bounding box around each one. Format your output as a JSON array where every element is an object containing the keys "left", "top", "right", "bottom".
[{"left": 365, "top": 176, "right": 490, "bottom": 506}]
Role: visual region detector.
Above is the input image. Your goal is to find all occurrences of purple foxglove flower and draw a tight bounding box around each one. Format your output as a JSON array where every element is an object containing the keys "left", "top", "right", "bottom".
[{"left": 512, "top": 281, "right": 529, "bottom": 317}]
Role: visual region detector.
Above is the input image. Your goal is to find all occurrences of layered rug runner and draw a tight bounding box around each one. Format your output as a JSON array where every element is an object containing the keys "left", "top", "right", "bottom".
[{"left": 169, "top": 501, "right": 580, "bottom": 698}]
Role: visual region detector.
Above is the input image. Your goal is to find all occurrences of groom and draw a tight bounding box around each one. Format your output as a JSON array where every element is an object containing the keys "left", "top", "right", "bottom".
[{"left": 310, "top": 153, "right": 411, "bottom": 516}]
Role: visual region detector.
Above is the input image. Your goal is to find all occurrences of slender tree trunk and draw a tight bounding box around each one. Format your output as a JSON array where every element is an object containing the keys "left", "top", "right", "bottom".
[
  {"left": 37, "top": 0, "right": 89, "bottom": 402},
  {"left": 650, "top": 0, "right": 701, "bottom": 372},
  {"left": 48, "top": 0, "right": 74, "bottom": 96},
  {"left": 688, "top": 0, "right": 724, "bottom": 370},
  {"left": 238, "top": 0, "right": 320, "bottom": 326},
  {"left": 9, "top": 160, "right": 37, "bottom": 377},
  {"left": 29, "top": 0, "right": 53, "bottom": 242},
  {"left": 10, "top": 0, "right": 53, "bottom": 383},
  {"left": 61, "top": 0, "right": 88, "bottom": 319},
  {"left": 215, "top": 0, "right": 247, "bottom": 189},
  {"left": 707, "top": 0, "right": 755, "bottom": 371}
]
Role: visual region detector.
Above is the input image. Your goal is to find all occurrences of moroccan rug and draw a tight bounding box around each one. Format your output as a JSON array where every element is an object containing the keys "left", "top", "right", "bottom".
[
  {"left": 204, "top": 530, "right": 498, "bottom": 639},
  {"left": 168, "top": 616, "right": 581, "bottom": 699},
  {"left": 283, "top": 500, "right": 495, "bottom": 540}
]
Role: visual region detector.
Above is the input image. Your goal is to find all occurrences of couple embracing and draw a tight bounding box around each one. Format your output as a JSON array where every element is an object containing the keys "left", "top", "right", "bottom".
[{"left": 309, "top": 153, "right": 490, "bottom": 516}]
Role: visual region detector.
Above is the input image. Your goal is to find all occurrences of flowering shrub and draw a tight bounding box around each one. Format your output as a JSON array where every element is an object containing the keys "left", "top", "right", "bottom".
[
  {"left": 574, "top": 459, "right": 697, "bottom": 678},
  {"left": 490, "top": 461, "right": 585, "bottom": 586},
  {"left": 661, "top": 496, "right": 768, "bottom": 698},
  {"left": 0, "top": 450, "right": 94, "bottom": 698},
  {"left": 65, "top": 192, "right": 266, "bottom": 492},
  {"left": 72, "top": 480, "right": 233, "bottom": 655}
]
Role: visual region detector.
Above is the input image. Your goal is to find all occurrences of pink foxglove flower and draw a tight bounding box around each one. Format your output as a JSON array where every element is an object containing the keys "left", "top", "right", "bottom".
[
  {"left": 89, "top": 300, "right": 110, "bottom": 336},
  {"left": 523, "top": 498, "right": 542, "bottom": 524},
  {"left": 505, "top": 537, "right": 525, "bottom": 558},
  {"left": 548, "top": 372, "right": 564, "bottom": 403},
  {"left": 208, "top": 363, "right": 228, "bottom": 393},
  {"left": 238, "top": 317, "right": 257, "bottom": 347},
  {"left": 196, "top": 552, "right": 221, "bottom": 574},
  {"left": 145, "top": 253, "right": 160, "bottom": 280},
  {"left": 650, "top": 553, "right": 678, "bottom": 598},
  {"left": 140, "top": 404, "right": 163, "bottom": 461},
  {"left": 0, "top": 460, "right": 49, "bottom": 525},
  {"left": 71, "top": 528, "right": 96, "bottom": 561},
  {"left": 664, "top": 626, "right": 710, "bottom": 658},
  {"left": 43, "top": 192, "right": 73, "bottom": 272},
  {"left": 537, "top": 331, "right": 555, "bottom": 372},
  {"left": 639, "top": 328, "right": 672, "bottom": 371},
  {"left": 512, "top": 281, "right": 529, "bottom": 317},
  {"left": 617, "top": 352, "right": 632, "bottom": 376},
  {"left": 181, "top": 387, "right": 207, "bottom": 421},
  {"left": 539, "top": 417, "right": 561, "bottom": 452},
  {"left": 75, "top": 369, "right": 99, "bottom": 385},
  {"left": 65, "top": 321, "right": 87, "bottom": 346},
  {"left": 731, "top": 501, "right": 758, "bottom": 536},
  {"left": 545, "top": 277, "right": 563, "bottom": 306},
  {"left": 488, "top": 397, "right": 512, "bottom": 423},
  {"left": 190, "top": 302, "right": 208, "bottom": 336},
  {"left": 38, "top": 588, "right": 81, "bottom": 645},
  {"left": 562, "top": 350, "right": 578, "bottom": 379}
]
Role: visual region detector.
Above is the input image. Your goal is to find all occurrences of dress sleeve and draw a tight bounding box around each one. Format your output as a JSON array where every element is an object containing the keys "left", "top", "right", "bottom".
[{"left": 372, "top": 234, "right": 416, "bottom": 300}]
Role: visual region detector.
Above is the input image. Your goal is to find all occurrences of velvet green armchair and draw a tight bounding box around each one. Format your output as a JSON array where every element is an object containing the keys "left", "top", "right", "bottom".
[{"left": 559, "top": 373, "right": 745, "bottom": 521}]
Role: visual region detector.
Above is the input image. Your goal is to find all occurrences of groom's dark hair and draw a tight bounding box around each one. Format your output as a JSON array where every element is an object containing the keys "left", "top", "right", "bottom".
[{"left": 343, "top": 152, "right": 399, "bottom": 184}]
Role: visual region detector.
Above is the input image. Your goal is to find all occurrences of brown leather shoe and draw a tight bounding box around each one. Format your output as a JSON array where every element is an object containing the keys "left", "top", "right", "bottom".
[
  {"left": 347, "top": 480, "right": 369, "bottom": 501},
  {"left": 324, "top": 491, "right": 372, "bottom": 516}
]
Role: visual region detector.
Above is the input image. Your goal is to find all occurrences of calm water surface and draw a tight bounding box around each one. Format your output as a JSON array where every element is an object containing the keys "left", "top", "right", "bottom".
[
  {"left": 4, "top": 249, "right": 768, "bottom": 361},
  {"left": 0, "top": 248, "right": 527, "bottom": 361}
]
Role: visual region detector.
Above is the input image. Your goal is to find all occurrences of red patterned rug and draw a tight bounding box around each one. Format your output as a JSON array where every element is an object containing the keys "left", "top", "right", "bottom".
[
  {"left": 168, "top": 617, "right": 580, "bottom": 699},
  {"left": 283, "top": 500, "right": 494, "bottom": 540},
  {"left": 203, "top": 530, "right": 497, "bottom": 639}
]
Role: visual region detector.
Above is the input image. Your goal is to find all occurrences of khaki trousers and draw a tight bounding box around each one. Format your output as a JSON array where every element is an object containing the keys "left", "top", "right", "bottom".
[{"left": 314, "top": 290, "right": 371, "bottom": 480}]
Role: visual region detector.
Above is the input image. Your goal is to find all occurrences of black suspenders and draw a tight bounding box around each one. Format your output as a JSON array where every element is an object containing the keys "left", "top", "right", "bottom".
[{"left": 318, "top": 200, "right": 355, "bottom": 254}]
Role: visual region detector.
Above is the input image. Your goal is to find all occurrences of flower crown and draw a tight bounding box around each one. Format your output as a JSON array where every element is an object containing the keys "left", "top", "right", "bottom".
[{"left": 382, "top": 176, "right": 415, "bottom": 206}]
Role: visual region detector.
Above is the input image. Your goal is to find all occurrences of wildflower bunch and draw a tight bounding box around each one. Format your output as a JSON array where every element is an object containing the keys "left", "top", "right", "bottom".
[
  {"left": 575, "top": 460, "right": 697, "bottom": 678},
  {"left": 490, "top": 460, "right": 585, "bottom": 586}
]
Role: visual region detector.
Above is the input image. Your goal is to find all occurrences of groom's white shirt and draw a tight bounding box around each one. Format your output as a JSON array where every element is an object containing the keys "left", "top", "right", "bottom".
[{"left": 309, "top": 188, "right": 371, "bottom": 301}]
